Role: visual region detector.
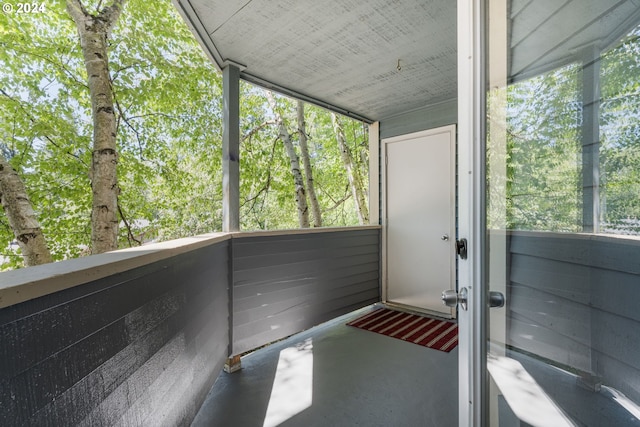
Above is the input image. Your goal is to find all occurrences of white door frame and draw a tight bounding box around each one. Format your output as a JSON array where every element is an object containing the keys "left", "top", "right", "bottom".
[
  {"left": 457, "top": 0, "right": 486, "bottom": 425},
  {"left": 380, "top": 126, "right": 457, "bottom": 318}
]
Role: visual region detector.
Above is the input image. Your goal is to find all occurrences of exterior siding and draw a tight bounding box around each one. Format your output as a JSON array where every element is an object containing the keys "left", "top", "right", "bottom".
[
  {"left": 379, "top": 99, "right": 457, "bottom": 139},
  {"left": 0, "top": 227, "right": 381, "bottom": 425},
  {"left": 231, "top": 228, "right": 381, "bottom": 355},
  {"left": 506, "top": 231, "right": 640, "bottom": 402},
  {"left": 0, "top": 241, "right": 229, "bottom": 427}
]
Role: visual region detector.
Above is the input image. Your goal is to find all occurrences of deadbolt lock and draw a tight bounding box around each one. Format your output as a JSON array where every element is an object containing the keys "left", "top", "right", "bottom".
[{"left": 456, "top": 238, "right": 468, "bottom": 259}]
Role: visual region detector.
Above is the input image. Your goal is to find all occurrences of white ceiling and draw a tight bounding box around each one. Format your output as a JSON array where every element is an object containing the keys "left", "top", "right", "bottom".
[{"left": 174, "top": 0, "right": 457, "bottom": 123}]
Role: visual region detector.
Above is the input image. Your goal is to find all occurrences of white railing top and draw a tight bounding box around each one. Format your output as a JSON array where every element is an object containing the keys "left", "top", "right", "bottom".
[
  {"left": 0, "top": 225, "right": 380, "bottom": 309},
  {"left": 0, "top": 233, "right": 230, "bottom": 309}
]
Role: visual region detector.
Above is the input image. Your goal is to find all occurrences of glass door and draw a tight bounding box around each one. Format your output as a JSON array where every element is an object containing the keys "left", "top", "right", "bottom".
[{"left": 485, "top": 0, "right": 640, "bottom": 426}]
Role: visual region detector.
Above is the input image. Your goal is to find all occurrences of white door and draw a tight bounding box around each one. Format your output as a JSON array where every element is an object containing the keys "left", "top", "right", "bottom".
[{"left": 383, "top": 125, "right": 456, "bottom": 318}]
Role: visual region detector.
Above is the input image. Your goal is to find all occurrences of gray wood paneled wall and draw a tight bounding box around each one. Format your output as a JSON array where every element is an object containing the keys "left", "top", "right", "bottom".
[
  {"left": 231, "top": 228, "right": 381, "bottom": 355},
  {"left": 0, "top": 241, "right": 230, "bottom": 427},
  {"left": 505, "top": 231, "right": 640, "bottom": 402},
  {"left": 0, "top": 227, "right": 381, "bottom": 425},
  {"left": 379, "top": 99, "right": 457, "bottom": 140}
]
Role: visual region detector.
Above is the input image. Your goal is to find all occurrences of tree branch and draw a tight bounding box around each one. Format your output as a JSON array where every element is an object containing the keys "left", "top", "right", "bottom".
[
  {"left": 117, "top": 203, "right": 142, "bottom": 247},
  {"left": 99, "top": 0, "right": 127, "bottom": 30},
  {"left": 113, "top": 95, "right": 144, "bottom": 157},
  {"left": 0, "top": 43, "right": 88, "bottom": 89},
  {"left": 242, "top": 120, "right": 277, "bottom": 143},
  {"left": 0, "top": 89, "right": 88, "bottom": 167},
  {"left": 323, "top": 192, "right": 352, "bottom": 213},
  {"left": 317, "top": 181, "right": 352, "bottom": 212},
  {"left": 111, "top": 63, "right": 139, "bottom": 82},
  {"left": 66, "top": 0, "right": 89, "bottom": 27},
  {"left": 242, "top": 138, "right": 278, "bottom": 210}
]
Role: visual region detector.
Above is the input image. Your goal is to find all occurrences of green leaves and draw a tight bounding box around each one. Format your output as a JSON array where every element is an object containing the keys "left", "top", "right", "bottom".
[
  {"left": 238, "top": 88, "right": 367, "bottom": 230},
  {"left": 0, "top": 0, "right": 368, "bottom": 270},
  {"left": 600, "top": 26, "right": 640, "bottom": 234},
  {"left": 489, "top": 24, "right": 640, "bottom": 235}
]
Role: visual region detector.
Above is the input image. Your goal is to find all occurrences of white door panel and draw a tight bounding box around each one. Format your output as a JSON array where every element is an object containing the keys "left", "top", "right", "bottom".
[{"left": 383, "top": 126, "right": 456, "bottom": 317}]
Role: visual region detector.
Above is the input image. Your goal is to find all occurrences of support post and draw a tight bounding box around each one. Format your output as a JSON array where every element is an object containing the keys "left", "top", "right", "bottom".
[
  {"left": 581, "top": 46, "right": 601, "bottom": 233},
  {"left": 368, "top": 121, "right": 380, "bottom": 225},
  {"left": 223, "top": 65, "right": 240, "bottom": 232}
]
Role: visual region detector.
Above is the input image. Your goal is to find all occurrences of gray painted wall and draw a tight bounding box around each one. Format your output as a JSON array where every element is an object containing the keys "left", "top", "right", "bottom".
[
  {"left": 379, "top": 99, "right": 457, "bottom": 140},
  {"left": 0, "top": 241, "right": 230, "bottom": 427},
  {"left": 0, "top": 227, "right": 381, "bottom": 425},
  {"left": 505, "top": 231, "right": 640, "bottom": 402},
  {"left": 231, "top": 228, "right": 380, "bottom": 355}
]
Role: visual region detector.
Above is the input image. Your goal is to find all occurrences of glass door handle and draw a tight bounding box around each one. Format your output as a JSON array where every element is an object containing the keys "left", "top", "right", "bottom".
[{"left": 489, "top": 291, "right": 505, "bottom": 308}]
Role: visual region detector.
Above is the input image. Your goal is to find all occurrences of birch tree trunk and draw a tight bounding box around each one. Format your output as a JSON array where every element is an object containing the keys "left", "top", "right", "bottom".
[
  {"left": 267, "top": 92, "right": 309, "bottom": 228},
  {"left": 331, "top": 113, "right": 369, "bottom": 224},
  {"left": 297, "top": 101, "right": 322, "bottom": 227},
  {"left": 67, "top": 0, "right": 125, "bottom": 254},
  {"left": 0, "top": 155, "right": 53, "bottom": 266}
]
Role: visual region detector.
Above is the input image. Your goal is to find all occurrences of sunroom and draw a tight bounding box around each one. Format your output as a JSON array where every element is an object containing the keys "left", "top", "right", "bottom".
[{"left": 2, "top": 0, "right": 640, "bottom": 426}]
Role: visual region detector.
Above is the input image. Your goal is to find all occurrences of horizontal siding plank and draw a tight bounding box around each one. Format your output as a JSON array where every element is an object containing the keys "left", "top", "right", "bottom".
[
  {"left": 507, "top": 231, "right": 640, "bottom": 404},
  {"left": 510, "top": 0, "right": 533, "bottom": 18},
  {"left": 508, "top": 284, "right": 591, "bottom": 348},
  {"left": 590, "top": 238, "right": 640, "bottom": 275},
  {"left": 1, "top": 317, "right": 132, "bottom": 424},
  {"left": 233, "top": 261, "right": 378, "bottom": 298},
  {"left": 233, "top": 231, "right": 379, "bottom": 257},
  {"left": 27, "top": 304, "right": 187, "bottom": 425},
  {"left": 379, "top": 99, "right": 456, "bottom": 139},
  {"left": 234, "top": 275, "right": 378, "bottom": 327},
  {"left": 0, "top": 240, "right": 230, "bottom": 426},
  {"left": 509, "top": 0, "right": 568, "bottom": 48},
  {"left": 509, "top": 254, "right": 590, "bottom": 304},
  {"left": 233, "top": 285, "right": 378, "bottom": 345},
  {"left": 509, "top": 233, "right": 592, "bottom": 266},
  {"left": 80, "top": 332, "right": 188, "bottom": 427},
  {"left": 590, "top": 269, "right": 640, "bottom": 323},
  {"left": 231, "top": 228, "right": 380, "bottom": 354},
  {"left": 592, "top": 351, "right": 640, "bottom": 404},
  {"left": 510, "top": 0, "right": 622, "bottom": 76},
  {"left": 507, "top": 316, "right": 591, "bottom": 371},
  {"left": 233, "top": 288, "right": 379, "bottom": 355},
  {"left": 510, "top": 232, "right": 640, "bottom": 274},
  {"left": 233, "top": 243, "right": 377, "bottom": 271},
  {"left": 0, "top": 240, "right": 227, "bottom": 383},
  {"left": 118, "top": 334, "right": 193, "bottom": 427},
  {"left": 591, "top": 311, "right": 640, "bottom": 372},
  {"left": 233, "top": 253, "right": 379, "bottom": 284},
  {"left": 0, "top": 267, "right": 177, "bottom": 380},
  {"left": 234, "top": 269, "right": 379, "bottom": 310}
]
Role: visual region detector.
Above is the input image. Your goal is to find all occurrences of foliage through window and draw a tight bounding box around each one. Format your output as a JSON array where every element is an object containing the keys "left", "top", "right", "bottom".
[{"left": 488, "top": 25, "right": 640, "bottom": 236}]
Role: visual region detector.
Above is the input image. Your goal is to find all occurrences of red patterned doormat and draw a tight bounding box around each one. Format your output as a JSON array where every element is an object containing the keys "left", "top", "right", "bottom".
[{"left": 347, "top": 307, "right": 458, "bottom": 352}]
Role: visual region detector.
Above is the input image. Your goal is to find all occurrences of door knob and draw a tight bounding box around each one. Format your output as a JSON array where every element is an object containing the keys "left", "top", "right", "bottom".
[
  {"left": 441, "top": 234, "right": 449, "bottom": 241},
  {"left": 441, "top": 287, "right": 468, "bottom": 311}
]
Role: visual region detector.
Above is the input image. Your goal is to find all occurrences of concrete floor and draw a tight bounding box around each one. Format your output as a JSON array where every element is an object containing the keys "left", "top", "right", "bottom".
[
  {"left": 506, "top": 349, "right": 640, "bottom": 427},
  {"left": 192, "top": 305, "right": 459, "bottom": 427}
]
